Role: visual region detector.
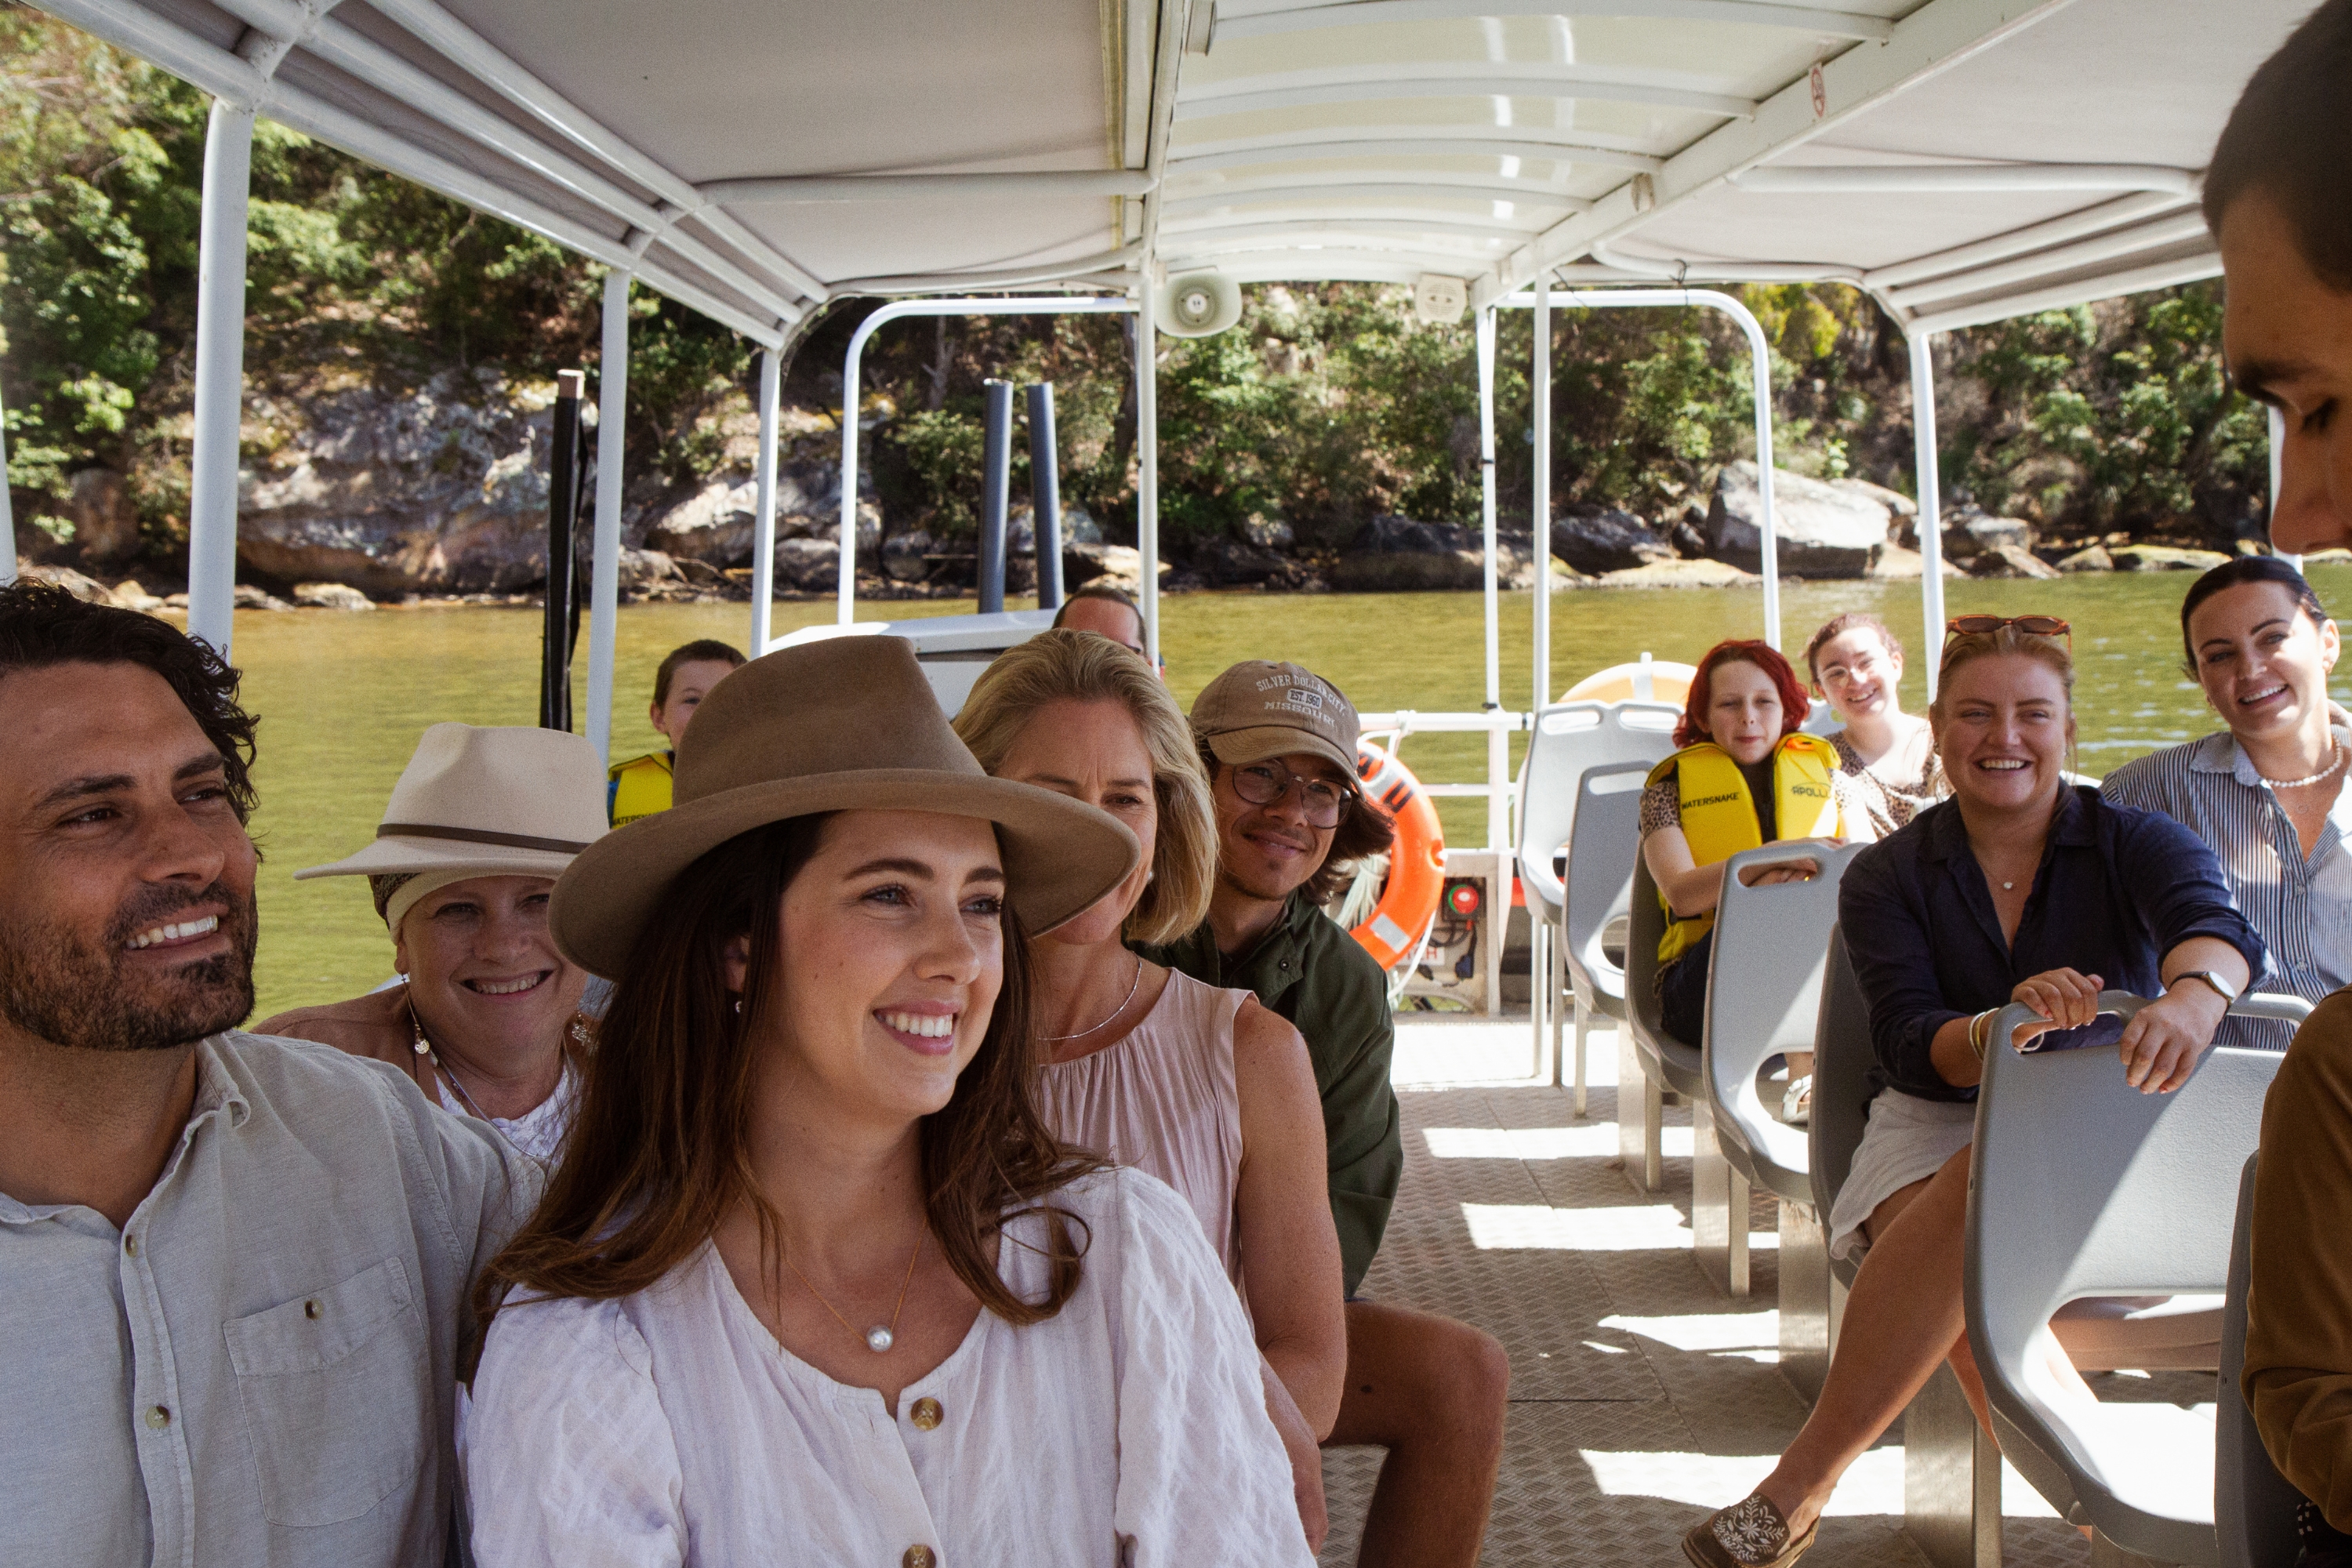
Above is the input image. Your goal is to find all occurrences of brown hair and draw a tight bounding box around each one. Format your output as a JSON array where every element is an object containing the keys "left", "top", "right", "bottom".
[
  {"left": 1051, "top": 583, "right": 1142, "bottom": 633},
  {"left": 470, "top": 813, "right": 1100, "bottom": 1359},
  {"left": 2203, "top": 0, "right": 2352, "bottom": 290},
  {"left": 1802, "top": 612, "right": 1906, "bottom": 685},
  {"left": 1929, "top": 625, "right": 2077, "bottom": 730},
  {"left": 653, "top": 639, "right": 747, "bottom": 708},
  {"left": 954, "top": 629, "right": 1214, "bottom": 945},
  {"left": 1197, "top": 742, "right": 1396, "bottom": 906}
]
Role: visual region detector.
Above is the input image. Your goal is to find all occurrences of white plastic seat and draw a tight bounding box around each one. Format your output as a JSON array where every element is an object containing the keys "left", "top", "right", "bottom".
[
  {"left": 1559, "top": 760, "right": 1659, "bottom": 1115},
  {"left": 2220, "top": 1152, "right": 2303, "bottom": 1568},
  {"left": 1622, "top": 855, "right": 1705, "bottom": 1194},
  {"left": 1966, "top": 990, "right": 2313, "bottom": 1566},
  {"left": 1515, "top": 699, "right": 1679, "bottom": 1093},
  {"left": 1691, "top": 842, "right": 1867, "bottom": 1297}
]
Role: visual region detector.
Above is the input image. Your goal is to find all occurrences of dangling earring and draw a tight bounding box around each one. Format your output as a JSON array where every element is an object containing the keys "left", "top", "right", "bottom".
[
  {"left": 733, "top": 998, "right": 743, "bottom": 1016},
  {"left": 569, "top": 1019, "right": 590, "bottom": 1045}
]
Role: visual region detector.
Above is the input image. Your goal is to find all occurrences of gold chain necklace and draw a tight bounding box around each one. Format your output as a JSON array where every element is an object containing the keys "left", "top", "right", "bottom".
[{"left": 782, "top": 1231, "right": 924, "bottom": 1354}]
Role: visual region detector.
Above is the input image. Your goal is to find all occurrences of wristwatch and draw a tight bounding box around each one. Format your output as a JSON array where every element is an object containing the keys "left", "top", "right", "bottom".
[{"left": 2167, "top": 969, "right": 2241, "bottom": 1004}]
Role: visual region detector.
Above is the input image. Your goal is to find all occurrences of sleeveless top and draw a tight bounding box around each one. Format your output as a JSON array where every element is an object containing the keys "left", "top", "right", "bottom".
[{"left": 1035, "top": 968, "right": 1249, "bottom": 1287}]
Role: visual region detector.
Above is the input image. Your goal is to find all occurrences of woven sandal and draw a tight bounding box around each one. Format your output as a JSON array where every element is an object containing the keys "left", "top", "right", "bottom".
[{"left": 1681, "top": 1492, "right": 1819, "bottom": 1568}]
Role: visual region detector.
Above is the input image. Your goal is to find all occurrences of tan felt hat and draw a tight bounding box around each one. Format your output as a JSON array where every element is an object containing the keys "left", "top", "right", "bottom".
[
  {"left": 550, "top": 634, "right": 1140, "bottom": 978},
  {"left": 1189, "top": 659, "right": 1361, "bottom": 779},
  {"left": 297, "top": 722, "right": 608, "bottom": 884}
]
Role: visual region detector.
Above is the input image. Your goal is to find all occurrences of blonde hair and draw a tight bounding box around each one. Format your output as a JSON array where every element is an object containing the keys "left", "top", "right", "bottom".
[
  {"left": 955, "top": 630, "right": 1215, "bottom": 946},
  {"left": 1929, "top": 626, "right": 2078, "bottom": 779}
]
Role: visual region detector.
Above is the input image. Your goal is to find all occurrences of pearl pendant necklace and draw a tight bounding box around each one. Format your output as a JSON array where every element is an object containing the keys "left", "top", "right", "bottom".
[
  {"left": 2001, "top": 881, "right": 2014, "bottom": 891},
  {"left": 783, "top": 1232, "right": 925, "bottom": 1355}
]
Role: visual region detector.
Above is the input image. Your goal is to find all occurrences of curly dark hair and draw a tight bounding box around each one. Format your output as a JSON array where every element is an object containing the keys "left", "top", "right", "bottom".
[{"left": 0, "top": 583, "right": 260, "bottom": 821}]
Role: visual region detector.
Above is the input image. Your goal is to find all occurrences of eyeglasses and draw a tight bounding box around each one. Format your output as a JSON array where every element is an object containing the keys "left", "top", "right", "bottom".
[
  {"left": 1229, "top": 762, "right": 1357, "bottom": 828},
  {"left": 1944, "top": 614, "right": 2071, "bottom": 641}
]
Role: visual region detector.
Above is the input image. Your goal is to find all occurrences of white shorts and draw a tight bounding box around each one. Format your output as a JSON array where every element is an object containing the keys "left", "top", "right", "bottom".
[{"left": 1827, "top": 1089, "right": 1976, "bottom": 1264}]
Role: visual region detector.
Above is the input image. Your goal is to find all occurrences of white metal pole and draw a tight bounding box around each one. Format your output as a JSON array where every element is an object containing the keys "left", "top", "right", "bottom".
[
  {"left": 186, "top": 100, "right": 254, "bottom": 655},
  {"left": 750, "top": 345, "right": 780, "bottom": 655},
  {"left": 1137, "top": 283, "right": 1160, "bottom": 667},
  {"left": 1532, "top": 278, "right": 1552, "bottom": 710},
  {"left": 1477, "top": 305, "right": 1504, "bottom": 851},
  {"left": 585, "top": 270, "right": 630, "bottom": 763},
  {"left": 1909, "top": 328, "right": 1946, "bottom": 699},
  {"left": 0, "top": 373, "right": 15, "bottom": 586},
  {"left": 2270, "top": 405, "right": 2301, "bottom": 568},
  {"left": 1744, "top": 305, "right": 1780, "bottom": 652}
]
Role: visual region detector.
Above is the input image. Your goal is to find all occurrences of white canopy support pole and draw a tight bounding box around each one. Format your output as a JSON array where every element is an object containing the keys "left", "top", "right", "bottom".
[
  {"left": 2270, "top": 405, "right": 2300, "bottom": 569},
  {"left": 585, "top": 270, "right": 630, "bottom": 763},
  {"left": 0, "top": 373, "right": 16, "bottom": 586},
  {"left": 186, "top": 100, "right": 254, "bottom": 656},
  {"left": 749, "top": 345, "right": 780, "bottom": 654},
  {"left": 1476, "top": 304, "right": 1504, "bottom": 851},
  {"left": 1138, "top": 281, "right": 1160, "bottom": 666},
  {"left": 1497, "top": 286, "right": 1780, "bottom": 648},
  {"left": 1909, "top": 327, "right": 1947, "bottom": 699},
  {"left": 1531, "top": 278, "right": 1552, "bottom": 709},
  {"left": 834, "top": 296, "right": 1137, "bottom": 626}
]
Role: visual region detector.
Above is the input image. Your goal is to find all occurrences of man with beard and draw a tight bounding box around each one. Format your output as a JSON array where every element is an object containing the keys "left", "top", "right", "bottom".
[
  {"left": 1140, "top": 659, "right": 1510, "bottom": 1568},
  {"left": 0, "top": 583, "right": 535, "bottom": 1568}
]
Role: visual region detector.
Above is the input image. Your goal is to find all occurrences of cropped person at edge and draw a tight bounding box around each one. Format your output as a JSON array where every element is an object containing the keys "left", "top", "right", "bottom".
[
  {"left": 955, "top": 627, "right": 1346, "bottom": 1548},
  {"left": 2212, "top": 2, "right": 2352, "bottom": 1555},
  {"left": 0, "top": 583, "right": 535, "bottom": 1568},
  {"left": 1682, "top": 623, "right": 2262, "bottom": 1568},
  {"left": 461, "top": 636, "right": 1311, "bottom": 1566},
  {"left": 1137, "top": 658, "right": 1511, "bottom": 1568}
]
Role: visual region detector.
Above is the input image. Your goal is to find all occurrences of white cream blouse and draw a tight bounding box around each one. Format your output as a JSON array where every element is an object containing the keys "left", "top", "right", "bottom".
[{"left": 460, "top": 1167, "right": 1312, "bottom": 1568}]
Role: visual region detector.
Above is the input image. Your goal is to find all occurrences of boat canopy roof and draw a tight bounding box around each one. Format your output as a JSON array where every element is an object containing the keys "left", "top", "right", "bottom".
[{"left": 41, "top": 0, "right": 2317, "bottom": 337}]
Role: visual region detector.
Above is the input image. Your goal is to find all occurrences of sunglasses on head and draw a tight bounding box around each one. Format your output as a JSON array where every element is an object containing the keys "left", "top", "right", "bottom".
[{"left": 1944, "top": 614, "right": 2071, "bottom": 641}]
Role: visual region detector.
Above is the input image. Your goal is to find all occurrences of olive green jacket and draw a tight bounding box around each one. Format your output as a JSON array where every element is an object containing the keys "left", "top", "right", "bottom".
[{"left": 1138, "top": 891, "right": 1402, "bottom": 1298}]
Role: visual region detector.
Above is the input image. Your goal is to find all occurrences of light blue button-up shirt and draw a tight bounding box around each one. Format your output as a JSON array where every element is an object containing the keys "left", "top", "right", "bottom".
[{"left": 0, "top": 1031, "right": 536, "bottom": 1568}]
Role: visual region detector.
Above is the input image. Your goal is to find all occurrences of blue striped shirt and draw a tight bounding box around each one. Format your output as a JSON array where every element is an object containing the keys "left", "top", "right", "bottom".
[{"left": 2100, "top": 728, "right": 2352, "bottom": 1049}]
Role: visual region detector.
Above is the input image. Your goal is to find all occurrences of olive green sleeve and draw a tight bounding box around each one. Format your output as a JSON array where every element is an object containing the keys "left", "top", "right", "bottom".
[{"left": 1301, "top": 942, "right": 1403, "bottom": 1298}]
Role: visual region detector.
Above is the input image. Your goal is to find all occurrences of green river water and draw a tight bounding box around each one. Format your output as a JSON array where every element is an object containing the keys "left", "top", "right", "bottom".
[{"left": 231, "top": 568, "right": 2352, "bottom": 1020}]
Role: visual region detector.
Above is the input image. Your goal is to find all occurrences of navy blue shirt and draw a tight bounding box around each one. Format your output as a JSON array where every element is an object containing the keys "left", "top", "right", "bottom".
[{"left": 1838, "top": 786, "right": 2267, "bottom": 1103}]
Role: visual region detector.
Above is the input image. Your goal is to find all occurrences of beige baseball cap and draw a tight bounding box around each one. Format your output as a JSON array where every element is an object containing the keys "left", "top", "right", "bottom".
[{"left": 1189, "top": 659, "right": 1361, "bottom": 779}]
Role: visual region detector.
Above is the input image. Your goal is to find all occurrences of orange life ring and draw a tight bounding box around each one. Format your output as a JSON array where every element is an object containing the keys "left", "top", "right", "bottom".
[
  {"left": 1560, "top": 658, "right": 1696, "bottom": 709},
  {"left": 1351, "top": 740, "right": 1446, "bottom": 971}
]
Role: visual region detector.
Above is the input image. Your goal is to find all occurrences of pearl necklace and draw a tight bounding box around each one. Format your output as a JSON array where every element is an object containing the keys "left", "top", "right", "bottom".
[
  {"left": 783, "top": 1232, "right": 924, "bottom": 1354},
  {"left": 2260, "top": 738, "right": 2346, "bottom": 791}
]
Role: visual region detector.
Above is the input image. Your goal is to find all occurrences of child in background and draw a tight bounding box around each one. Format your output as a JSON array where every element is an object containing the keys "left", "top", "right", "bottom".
[{"left": 607, "top": 638, "right": 746, "bottom": 825}]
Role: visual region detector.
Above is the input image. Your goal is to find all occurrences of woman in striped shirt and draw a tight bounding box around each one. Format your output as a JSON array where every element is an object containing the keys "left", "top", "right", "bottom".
[{"left": 2101, "top": 556, "right": 2349, "bottom": 1047}]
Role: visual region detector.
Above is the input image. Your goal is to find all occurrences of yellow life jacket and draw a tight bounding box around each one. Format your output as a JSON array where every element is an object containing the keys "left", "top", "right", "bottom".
[
  {"left": 1649, "top": 733, "right": 1842, "bottom": 965},
  {"left": 607, "top": 751, "right": 674, "bottom": 827}
]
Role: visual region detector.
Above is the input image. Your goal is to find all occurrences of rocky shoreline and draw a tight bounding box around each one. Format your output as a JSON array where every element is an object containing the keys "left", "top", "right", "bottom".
[{"left": 13, "top": 368, "right": 2299, "bottom": 613}]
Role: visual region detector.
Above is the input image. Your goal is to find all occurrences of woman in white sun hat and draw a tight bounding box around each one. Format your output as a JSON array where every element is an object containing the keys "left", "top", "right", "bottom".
[
  {"left": 460, "top": 634, "right": 1316, "bottom": 1567},
  {"left": 260, "top": 722, "right": 608, "bottom": 1163}
]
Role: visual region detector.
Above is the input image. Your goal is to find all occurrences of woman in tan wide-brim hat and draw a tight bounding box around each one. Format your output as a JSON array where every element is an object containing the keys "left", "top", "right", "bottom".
[
  {"left": 461, "top": 635, "right": 1316, "bottom": 1567},
  {"left": 259, "top": 722, "right": 607, "bottom": 1163}
]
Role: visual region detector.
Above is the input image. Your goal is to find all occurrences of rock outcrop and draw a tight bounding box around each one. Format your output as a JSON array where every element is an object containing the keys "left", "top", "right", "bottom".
[
  {"left": 1327, "top": 515, "right": 1576, "bottom": 592},
  {"left": 1552, "top": 506, "right": 1676, "bottom": 575},
  {"left": 1703, "top": 462, "right": 1891, "bottom": 579}
]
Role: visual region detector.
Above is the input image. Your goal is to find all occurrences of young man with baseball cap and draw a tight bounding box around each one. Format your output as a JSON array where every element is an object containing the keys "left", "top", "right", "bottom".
[
  {"left": 1140, "top": 658, "right": 1508, "bottom": 1568},
  {"left": 2212, "top": 2, "right": 2352, "bottom": 1552}
]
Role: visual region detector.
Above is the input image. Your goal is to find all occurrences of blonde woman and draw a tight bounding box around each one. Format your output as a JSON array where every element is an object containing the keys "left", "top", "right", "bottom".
[{"left": 956, "top": 629, "right": 1348, "bottom": 1549}]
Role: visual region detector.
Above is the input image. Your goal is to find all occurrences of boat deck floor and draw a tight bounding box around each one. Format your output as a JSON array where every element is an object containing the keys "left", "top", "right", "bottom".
[{"left": 1313, "top": 1015, "right": 2214, "bottom": 1568}]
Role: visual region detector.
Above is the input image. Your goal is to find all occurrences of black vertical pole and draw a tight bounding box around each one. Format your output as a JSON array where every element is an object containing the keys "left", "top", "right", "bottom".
[
  {"left": 978, "top": 377, "right": 1013, "bottom": 615},
  {"left": 541, "top": 368, "right": 585, "bottom": 730},
  {"left": 1026, "top": 381, "right": 1062, "bottom": 610}
]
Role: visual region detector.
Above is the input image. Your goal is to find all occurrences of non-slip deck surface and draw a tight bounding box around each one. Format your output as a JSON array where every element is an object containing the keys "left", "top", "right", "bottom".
[{"left": 1313, "top": 1017, "right": 2216, "bottom": 1568}]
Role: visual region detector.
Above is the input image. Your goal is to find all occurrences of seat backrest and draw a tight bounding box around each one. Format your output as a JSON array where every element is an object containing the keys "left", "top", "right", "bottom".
[
  {"left": 1965, "top": 993, "right": 2309, "bottom": 1552},
  {"left": 2220, "top": 1152, "right": 2304, "bottom": 1568},
  {"left": 1809, "top": 927, "right": 1876, "bottom": 1221},
  {"left": 1562, "top": 761, "right": 1652, "bottom": 1004},
  {"left": 1516, "top": 700, "right": 1679, "bottom": 912},
  {"left": 1703, "top": 843, "right": 1868, "bottom": 1183}
]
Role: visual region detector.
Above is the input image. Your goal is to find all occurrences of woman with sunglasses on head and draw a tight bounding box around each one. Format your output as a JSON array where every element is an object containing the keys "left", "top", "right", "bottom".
[
  {"left": 462, "top": 638, "right": 1314, "bottom": 1567},
  {"left": 953, "top": 630, "right": 1346, "bottom": 1550},
  {"left": 1802, "top": 612, "right": 1947, "bottom": 837},
  {"left": 1680, "top": 619, "right": 2264, "bottom": 1568},
  {"left": 2102, "top": 557, "right": 2348, "bottom": 1047},
  {"left": 1641, "top": 640, "right": 1876, "bottom": 1060}
]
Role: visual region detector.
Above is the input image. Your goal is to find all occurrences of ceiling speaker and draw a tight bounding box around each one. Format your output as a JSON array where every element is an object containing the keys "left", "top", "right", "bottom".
[
  {"left": 1413, "top": 274, "right": 1468, "bottom": 324},
  {"left": 1156, "top": 271, "right": 1243, "bottom": 337}
]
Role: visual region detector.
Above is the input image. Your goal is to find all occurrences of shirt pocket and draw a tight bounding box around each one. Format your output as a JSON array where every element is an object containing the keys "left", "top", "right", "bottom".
[{"left": 223, "top": 1255, "right": 431, "bottom": 1527}]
